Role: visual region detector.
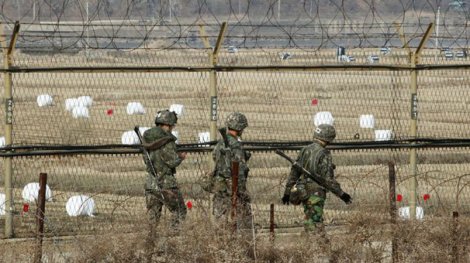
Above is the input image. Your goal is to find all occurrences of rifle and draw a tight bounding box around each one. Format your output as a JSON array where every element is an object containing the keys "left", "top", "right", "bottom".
[
  {"left": 218, "top": 127, "right": 232, "bottom": 172},
  {"left": 275, "top": 149, "right": 352, "bottom": 204},
  {"left": 219, "top": 127, "right": 250, "bottom": 174},
  {"left": 134, "top": 126, "right": 174, "bottom": 200},
  {"left": 219, "top": 128, "right": 240, "bottom": 225},
  {"left": 219, "top": 127, "right": 230, "bottom": 150}
]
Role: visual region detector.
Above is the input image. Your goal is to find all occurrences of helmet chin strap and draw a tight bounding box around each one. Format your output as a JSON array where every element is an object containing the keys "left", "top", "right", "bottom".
[{"left": 313, "top": 138, "right": 328, "bottom": 146}]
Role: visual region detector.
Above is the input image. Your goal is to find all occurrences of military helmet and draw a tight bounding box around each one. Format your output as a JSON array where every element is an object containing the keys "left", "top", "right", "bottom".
[
  {"left": 155, "top": 110, "right": 178, "bottom": 126},
  {"left": 226, "top": 112, "right": 248, "bottom": 131},
  {"left": 314, "top": 124, "right": 336, "bottom": 143},
  {"left": 289, "top": 183, "right": 308, "bottom": 205}
]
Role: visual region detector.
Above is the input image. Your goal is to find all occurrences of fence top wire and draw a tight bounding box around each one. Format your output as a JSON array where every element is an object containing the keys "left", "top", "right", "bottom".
[
  {"left": 0, "top": 1, "right": 469, "bottom": 53},
  {"left": 1, "top": 2, "right": 470, "bottom": 151}
]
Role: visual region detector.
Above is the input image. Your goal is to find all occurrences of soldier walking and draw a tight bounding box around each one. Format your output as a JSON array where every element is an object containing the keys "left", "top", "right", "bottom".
[
  {"left": 211, "top": 112, "right": 252, "bottom": 228},
  {"left": 143, "top": 109, "right": 187, "bottom": 227},
  {"left": 141, "top": 109, "right": 187, "bottom": 261},
  {"left": 281, "top": 124, "right": 351, "bottom": 234}
]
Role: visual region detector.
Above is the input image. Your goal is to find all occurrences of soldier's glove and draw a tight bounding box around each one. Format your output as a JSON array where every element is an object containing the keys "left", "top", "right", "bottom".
[
  {"left": 245, "top": 151, "right": 252, "bottom": 161},
  {"left": 340, "top": 193, "right": 352, "bottom": 204},
  {"left": 281, "top": 194, "right": 290, "bottom": 205}
]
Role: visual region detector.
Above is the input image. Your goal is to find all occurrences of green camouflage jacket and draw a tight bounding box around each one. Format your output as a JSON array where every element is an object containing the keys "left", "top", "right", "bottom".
[
  {"left": 212, "top": 133, "right": 249, "bottom": 191},
  {"left": 283, "top": 141, "right": 341, "bottom": 198},
  {"left": 143, "top": 126, "right": 182, "bottom": 190}
]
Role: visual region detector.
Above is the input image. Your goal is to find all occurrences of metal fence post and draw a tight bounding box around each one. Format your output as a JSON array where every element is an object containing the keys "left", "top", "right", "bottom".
[
  {"left": 200, "top": 22, "right": 228, "bottom": 223},
  {"left": 408, "top": 23, "right": 434, "bottom": 220},
  {"left": 269, "top": 203, "right": 275, "bottom": 242},
  {"left": 452, "top": 211, "right": 460, "bottom": 263},
  {"left": 388, "top": 162, "right": 398, "bottom": 263},
  {"left": 199, "top": 22, "right": 227, "bottom": 142},
  {"left": 1, "top": 21, "right": 20, "bottom": 238},
  {"left": 33, "top": 173, "right": 48, "bottom": 263},
  {"left": 409, "top": 49, "right": 418, "bottom": 220},
  {"left": 231, "top": 160, "right": 239, "bottom": 232},
  {"left": 210, "top": 22, "right": 226, "bottom": 142}
]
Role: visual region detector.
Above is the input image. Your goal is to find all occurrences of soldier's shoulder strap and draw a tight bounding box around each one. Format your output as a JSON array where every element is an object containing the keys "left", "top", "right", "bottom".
[{"left": 313, "top": 148, "right": 327, "bottom": 170}]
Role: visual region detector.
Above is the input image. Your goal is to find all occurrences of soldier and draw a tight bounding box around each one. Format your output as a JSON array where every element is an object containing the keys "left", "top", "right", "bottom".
[
  {"left": 211, "top": 112, "right": 252, "bottom": 228},
  {"left": 143, "top": 109, "right": 187, "bottom": 228},
  {"left": 281, "top": 124, "right": 351, "bottom": 233}
]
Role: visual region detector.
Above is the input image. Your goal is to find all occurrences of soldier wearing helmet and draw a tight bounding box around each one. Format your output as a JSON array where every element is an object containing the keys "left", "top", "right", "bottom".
[
  {"left": 282, "top": 124, "right": 349, "bottom": 235},
  {"left": 154, "top": 109, "right": 178, "bottom": 126},
  {"left": 142, "top": 109, "right": 187, "bottom": 236},
  {"left": 225, "top": 112, "right": 248, "bottom": 134},
  {"left": 211, "top": 112, "right": 252, "bottom": 228}
]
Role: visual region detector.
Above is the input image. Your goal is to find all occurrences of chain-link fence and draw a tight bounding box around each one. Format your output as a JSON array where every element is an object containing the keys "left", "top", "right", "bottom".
[
  {"left": 0, "top": 4, "right": 469, "bottom": 260},
  {"left": 1, "top": 45, "right": 470, "bottom": 240}
]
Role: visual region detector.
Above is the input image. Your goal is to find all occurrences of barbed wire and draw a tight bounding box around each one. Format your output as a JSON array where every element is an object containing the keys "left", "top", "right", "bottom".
[
  {"left": 1, "top": 1, "right": 470, "bottom": 257},
  {"left": 0, "top": 0, "right": 469, "bottom": 52}
]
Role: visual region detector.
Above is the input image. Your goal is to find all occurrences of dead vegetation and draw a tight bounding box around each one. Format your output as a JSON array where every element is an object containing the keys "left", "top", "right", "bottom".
[{"left": 1, "top": 214, "right": 469, "bottom": 262}]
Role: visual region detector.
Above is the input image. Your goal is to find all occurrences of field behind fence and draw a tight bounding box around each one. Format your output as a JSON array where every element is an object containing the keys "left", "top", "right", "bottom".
[{"left": 0, "top": 44, "right": 470, "bottom": 241}]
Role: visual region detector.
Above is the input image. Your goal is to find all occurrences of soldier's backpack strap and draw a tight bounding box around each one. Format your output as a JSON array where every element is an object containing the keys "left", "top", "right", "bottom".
[{"left": 313, "top": 148, "right": 327, "bottom": 173}]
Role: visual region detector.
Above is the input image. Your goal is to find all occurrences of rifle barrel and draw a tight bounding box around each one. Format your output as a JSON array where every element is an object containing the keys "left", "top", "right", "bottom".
[{"left": 275, "top": 149, "right": 350, "bottom": 203}]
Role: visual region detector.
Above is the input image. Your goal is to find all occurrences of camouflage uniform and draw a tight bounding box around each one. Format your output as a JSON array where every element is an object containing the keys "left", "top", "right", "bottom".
[
  {"left": 283, "top": 124, "right": 342, "bottom": 232},
  {"left": 143, "top": 110, "right": 186, "bottom": 227},
  {"left": 212, "top": 112, "right": 252, "bottom": 228}
]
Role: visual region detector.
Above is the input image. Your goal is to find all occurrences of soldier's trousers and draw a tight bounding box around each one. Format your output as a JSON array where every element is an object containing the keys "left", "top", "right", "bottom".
[
  {"left": 302, "top": 194, "right": 326, "bottom": 232},
  {"left": 213, "top": 190, "right": 252, "bottom": 228},
  {"left": 145, "top": 188, "right": 186, "bottom": 262},
  {"left": 145, "top": 187, "right": 187, "bottom": 227}
]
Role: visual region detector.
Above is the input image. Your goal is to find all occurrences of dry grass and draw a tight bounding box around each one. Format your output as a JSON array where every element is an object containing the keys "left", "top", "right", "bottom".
[{"left": 1, "top": 215, "right": 469, "bottom": 262}]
